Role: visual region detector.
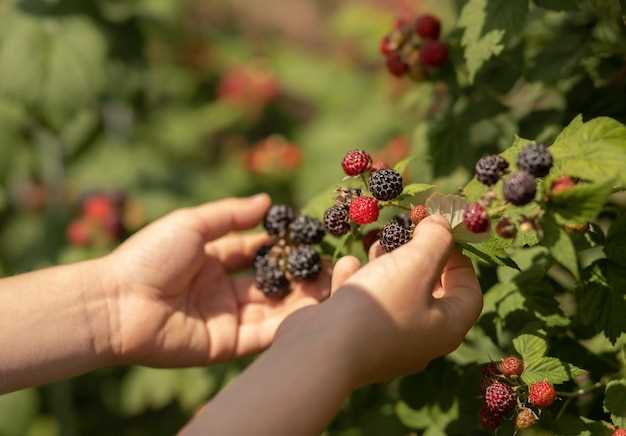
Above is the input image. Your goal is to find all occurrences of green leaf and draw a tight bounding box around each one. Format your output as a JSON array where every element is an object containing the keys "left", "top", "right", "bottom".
[
  {"left": 513, "top": 333, "right": 547, "bottom": 365},
  {"left": 550, "top": 117, "right": 626, "bottom": 187},
  {"left": 532, "top": 0, "right": 580, "bottom": 10},
  {"left": 542, "top": 213, "right": 579, "bottom": 279},
  {"left": 604, "top": 379, "right": 626, "bottom": 427},
  {"left": 400, "top": 183, "right": 435, "bottom": 198},
  {"left": 576, "top": 283, "right": 626, "bottom": 345},
  {"left": 548, "top": 178, "right": 615, "bottom": 225},
  {"left": 0, "top": 389, "right": 39, "bottom": 436},
  {"left": 605, "top": 216, "right": 626, "bottom": 267},
  {"left": 394, "top": 156, "right": 414, "bottom": 175},
  {"left": 522, "top": 356, "right": 586, "bottom": 384}
]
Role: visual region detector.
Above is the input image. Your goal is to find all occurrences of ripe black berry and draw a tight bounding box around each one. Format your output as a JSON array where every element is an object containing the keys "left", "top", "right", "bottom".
[
  {"left": 475, "top": 155, "right": 509, "bottom": 186},
  {"left": 254, "top": 246, "right": 290, "bottom": 298},
  {"left": 517, "top": 143, "right": 553, "bottom": 177},
  {"left": 380, "top": 221, "right": 412, "bottom": 252},
  {"left": 287, "top": 245, "right": 322, "bottom": 280},
  {"left": 289, "top": 215, "right": 325, "bottom": 245},
  {"left": 263, "top": 205, "right": 295, "bottom": 236},
  {"left": 368, "top": 169, "right": 404, "bottom": 201},
  {"left": 393, "top": 213, "right": 412, "bottom": 228},
  {"left": 323, "top": 206, "right": 350, "bottom": 236},
  {"left": 503, "top": 172, "right": 537, "bottom": 206}
]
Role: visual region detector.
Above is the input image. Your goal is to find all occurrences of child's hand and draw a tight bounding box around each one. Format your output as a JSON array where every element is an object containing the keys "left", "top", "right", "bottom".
[
  {"left": 275, "top": 215, "right": 483, "bottom": 387},
  {"left": 102, "top": 194, "right": 331, "bottom": 367}
]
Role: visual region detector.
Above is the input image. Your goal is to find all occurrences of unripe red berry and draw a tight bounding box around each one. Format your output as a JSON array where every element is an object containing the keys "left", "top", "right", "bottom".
[
  {"left": 386, "top": 52, "right": 409, "bottom": 77},
  {"left": 419, "top": 40, "right": 448, "bottom": 67},
  {"left": 380, "top": 35, "right": 393, "bottom": 56},
  {"left": 349, "top": 197, "right": 379, "bottom": 225},
  {"left": 515, "top": 408, "right": 537, "bottom": 430},
  {"left": 613, "top": 428, "right": 626, "bottom": 436},
  {"left": 484, "top": 382, "right": 516, "bottom": 414},
  {"left": 551, "top": 175, "right": 576, "bottom": 194},
  {"left": 479, "top": 405, "right": 503, "bottom": 431},
  {"left": 410, "top": 205, "right": 429, "bottom": 225},
  {"left": 498, "top": 356, "right": 524, "bottom": 377},
  {"left": 528, "top": 380, "right": 557, "bottom": 408},
  {"left": 415, "top": 14, "right": 441, "bottom": 40},
  {"left": 463, "top": 203, "right": 489, "bottom": 233},
  {"left": 342, "top": 149, "right": 372, "bottom": 176},
  {"left": 83, "top": 194, "right": 115, "bottom": 222}
]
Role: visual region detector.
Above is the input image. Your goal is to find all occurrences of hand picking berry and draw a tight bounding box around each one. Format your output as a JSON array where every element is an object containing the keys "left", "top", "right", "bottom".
[
  {"left": 380, "top": 221, "right": 412, "bottom": 252},
  {"left": 410, "top": 205, "right": 429, "bottom": 224}
]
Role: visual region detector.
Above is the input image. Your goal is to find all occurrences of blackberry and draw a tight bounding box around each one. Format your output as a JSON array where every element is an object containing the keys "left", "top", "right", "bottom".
[
  {"left": 380, "top": 221, "right": 412, "bottom": 252},
  {"left": 254, "top": 246, "right": 290, "bottom": 298},
  {"left": 323, "top": 206, "right": 350, "bottom": 236},
  {"left": 503, "top": 172, "right": 537, "bottom": 206},
  {"left": 475, "top": 155, "right": 509, "bottom": 186},
  {"left": 517, "top": 143, "right": 553, "bottom": 177},
  {"left": 263, "top": 205, "right": 295, "bottom": 236},
  {"left": 289, "top": 215, "right": 325, "bottom": 245},
  {"left": 287, "top": 245, "right": 322, "bottom": 280},
  {"left": 368, "top": 169, "right": 404, "bottom": 201},
  {"left": 393, "top": 213, "right": 412, "bottom": 229}
]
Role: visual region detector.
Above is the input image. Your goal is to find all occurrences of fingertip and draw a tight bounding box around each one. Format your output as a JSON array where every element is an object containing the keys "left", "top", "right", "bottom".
[
  {"left": 368, "top": 241, "right": 384, "bottom": 260},
  {"left": 416, "top": 214, "right": 451, "bottom": 231},
  {"left": 331, "top": 256, "right": 361, "bottom": 294}
]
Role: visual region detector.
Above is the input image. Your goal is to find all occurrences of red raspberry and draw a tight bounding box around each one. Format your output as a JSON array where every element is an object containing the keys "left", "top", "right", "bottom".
[
  {"left": 83, "top": 195, "right": 115, "bottom": 222},
  {"left": 419, "top": 41, "right": 448, "bottom": 67},
  {"left": 613, "top": 429, "right": 626, "bottom": 436},
  {"left": 342, "top": 149, "right": 372, "bottom": 176},
  {"left": 410, "top": 205, "right": 429, "bottom": 225},
  {"left": 67, "top": 219, "right": 91, "bottom": 247},
  {"left": 484, "top": 382, "right": 516, "bottom": 414},
  {"left": 386, "top": 52, "right": 409, "bottom": 77},
  {"left": 498, "top": 356, "right": 524, "bottom": 377},
  {"left": 415, "top": 14, "right": 441, "bottom": 40},
  {"left": 529, "top": 380, "right": 557, "bottom": 408},
  {"left": 380, "top": 35, "right": 393, "bottom": 56},
  {"left": 551, "top": 175, "right": 576, "bottom": 194},
  {"left": 479, "top": 405, "right": 503, "bottom": 431},
  {"left": 463, "top": 203, "right": 490, "bottom": 233},
  {"left": 515, "top": 408, "right": 537, "bottom": 429},
  {"left": 362, "top": 228, "right": 381, "bottom": 252},
  {"left": 349, "top": 197, "right": 379, "bottom": 225}
]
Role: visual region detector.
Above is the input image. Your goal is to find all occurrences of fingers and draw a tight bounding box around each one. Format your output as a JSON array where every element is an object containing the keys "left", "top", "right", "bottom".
[
  {"left": 368, "top": 241, "right": 384, "bottom": 260},
  {"left": 189, "top": 194, "right": 271, "bottom": 241},
  {"left": 331, "top": 256, "right": 361, "bottom": 294},
  {"left": 205, "top": 233, "right": 270, "bottom": 272}
]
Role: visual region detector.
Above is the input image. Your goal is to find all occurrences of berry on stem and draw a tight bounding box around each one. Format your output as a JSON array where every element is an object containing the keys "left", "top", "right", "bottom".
[
  {"left": 419, "top": 40, "right": 448, "bottom": 67},
  {"left": 515, "top": 408, "right": 537, "bottom": 430},
  {"left": 495, "top": 217, "right": 517, "bottom": 239},
  {"left": 263, "top": 205, "right": 296, "bottom": 236},
  {"left": 349, "top": 196, "right": 379, "bottom": 225},
  {"left": 463, "top": 203, "right": 489, "bottom": 233},
  {"left": 67, "top": 219, "right": 91, "bottom": 247},
  {"left": 415, "top": 14, "right": 441, "bottom": 40},
  {"left": 484, "top": 382, "right": 516, "bottom": 414},
  {"left": 528, "top": 380, "right": 557, "bottom": 408},
  {"left": 380, "top": 221, "right": 412, "bottom": 252},
  {"left": 380, "top": 35, "right": 394, "bottom": 56},
  {"left": 368, "top": 169, "right": 404, "bottom": 201},
  {"left": 517, "top": 143, "right": 553, "bottom": 178},
  {"left": 551, "top": 175, "right": 576, "bottom": 194},
  {"left": 503, "top": 172, "right": 537, "bottom": 206},
  {"left": 342, "top": 149, "right": 372, "bottom": 176},
  {"left": 410, "top": 205, "right": 429, "bottom": 225},
  {"left": 289, "top": 215, "right": 325, "bottom": 245},
  {"left": 287, "top": 245, "right": 322, "bottom": 280},
  {"left": 386, "top": 52, "right": 409, "bottom": 77},
  {"left": 613, "top": 429, "right": 626, "bottom": 436},
  {"left": 479, "top": 405, "right": 503, "bottom": 431},
  {"left": 498, "top": 356, "right": 524, "bottom": 377},
  {"left": 475, "top": 155, "right": 509, "bottom": 186},
  {"left": 323, "top": 206, "right": 351, "bottom": 236}
]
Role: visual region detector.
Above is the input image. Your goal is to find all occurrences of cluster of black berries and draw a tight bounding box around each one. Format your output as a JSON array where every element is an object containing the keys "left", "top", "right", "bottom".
[
  {"left": 464, "top": 143, "right": 554, "bottom": 235},
  {"left": 380, "top": 14, "right": 448, "bottom": 79},
  {"left": 323, "top": 150, "right": 422, "bottom": 253},
  {"left": 255, "top": 205, "right": 325, "bottom": 298}
]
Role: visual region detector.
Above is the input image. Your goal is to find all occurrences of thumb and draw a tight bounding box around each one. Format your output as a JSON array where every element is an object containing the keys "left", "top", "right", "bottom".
[
  {"left": 331, "top": 256, "right": 361, "bottom": 295},
  {"left": 189, "top": 194, "right": 271, "bottom": 241}
]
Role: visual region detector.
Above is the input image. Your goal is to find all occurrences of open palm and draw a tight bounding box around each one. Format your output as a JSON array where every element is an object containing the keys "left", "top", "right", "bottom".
[{"left": 106, "top": 195, "right": 331, "bottom": 367}]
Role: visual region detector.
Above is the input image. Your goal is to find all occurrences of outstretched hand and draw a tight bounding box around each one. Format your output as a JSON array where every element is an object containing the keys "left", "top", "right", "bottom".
[{"left": 104, "top": 194, "right": 331, "bottom": 367}]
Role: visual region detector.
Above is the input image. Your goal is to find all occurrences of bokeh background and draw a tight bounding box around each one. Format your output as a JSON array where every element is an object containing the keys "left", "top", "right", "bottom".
[{"left": 1, "top": 0, "right": 625, "bottom": 435}]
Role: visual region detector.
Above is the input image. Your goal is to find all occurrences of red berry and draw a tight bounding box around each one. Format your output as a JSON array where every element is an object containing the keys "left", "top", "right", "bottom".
[
  {"left": 515, "top": 408, "right": 537, "bottom": 430},
  {"left": 613, "top": 429, "right": 626, "bottom": 436},
  {"left": 479, "top": 405, "right": 503, "bottom": 431},
  {"left": 342, "top": 149, "right": 372, "bottom": 176},
  {"left": 380, "top": 35, "right": 393, "bottom": 56},
  {"left": 83, "top": 195, "right": 115, "bottom": 222},
  {"left": 415, "top": 14, "right": 441, "bottom": 40},
  {"left": 410, "top": 205, "right": 429, "bottom": 225},
  {"left": 463, "top": 203, "right": 490, "bottom": 233},
  {"left": 362, "top": 228, "right": 381, "bottom": 252},
  {"left": 529, "top": 380, "right": 557, "bottom": 408},
  {"left": 498, "top": 356, "right": 524, "bottom": 377},
  {"left": 349, "top": 197, "right": 379, "bottom": 225},
  {"left": 551, "top": 175, "right": 576, "bottom": 194},
  {"left": 484, "top": 382, "right": 516, "bottom": 414},
  {"left": 67, "top": 219, "right": 91, "bottom": 247},
  {"left": 386, "top": 52, "right": 409, "bottom": 77},
  {"left": 419, "top": 40, "right": 448, "bottom": 67}
]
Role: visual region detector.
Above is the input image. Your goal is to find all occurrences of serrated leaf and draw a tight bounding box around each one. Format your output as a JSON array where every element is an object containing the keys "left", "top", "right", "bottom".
[
  {"left": 394, "top": 156, "right": 414, "bottom": 175},
  {"left": 513, "top": 333, "right": 547, "bottom": 364},
  {"left": 522, "top": 357, "right": 586, "bottom": 385},
  {"left": 605, "top": 215, "right": 626, "bottom": 267},
  {"left": 576, "top": 283, "right": 626, "bottom": 345},
  {"left": 604, "top": 379, "right": 626, "bottom": 427},
  {"left": 548, "top": 178, "right": 615, "bottom": 225},
  {"left": 401, "top": 183, "right": 435, "bottom": 197},
  {"left": 542, "top": 213, "right": 580, "bottom": 279}
]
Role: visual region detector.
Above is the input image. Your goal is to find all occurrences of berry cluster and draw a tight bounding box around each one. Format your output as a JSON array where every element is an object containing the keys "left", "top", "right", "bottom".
[
  {"left": 479, "top": 356, "right": 557, "bottom": 432},
  {"left": 380, "top": 14, "right": 448, "bottom": 79},
  {"left": 66, "top": 192, "right": 130, "bottom": 247},
  {"left": 255, "top": 205, "right": 325, "bottom": 298},
  {"left": 323, "top": 150, "right": 424, "bottom": 253}
]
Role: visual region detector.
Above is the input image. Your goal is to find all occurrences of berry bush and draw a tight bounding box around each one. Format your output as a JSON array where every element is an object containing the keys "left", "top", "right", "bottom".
[{"left": 1, "top": 0, "right": 626, "bottom": 435}]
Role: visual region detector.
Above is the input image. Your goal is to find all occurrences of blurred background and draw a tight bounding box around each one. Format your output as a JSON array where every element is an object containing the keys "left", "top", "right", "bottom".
[{"left": 0, "top": 0, "right": 625, "bottom": 434}]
